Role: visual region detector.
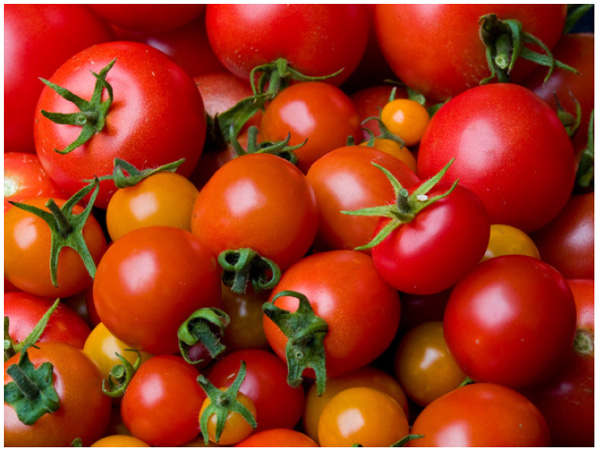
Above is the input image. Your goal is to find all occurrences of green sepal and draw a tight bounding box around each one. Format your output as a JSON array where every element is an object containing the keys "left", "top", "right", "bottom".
[
  {"left": 459, "top": 376, "right": 475, "bottom": 387},
  {"left": 40, "top": 59, "right": 116, "bottom": 154},
  {"left": 391, "top": 434, "right": 425, "bottom": 447},
  {"left": 102, "top": 349, "right": 141, "bottom": 398},
  {"left": 229, "top": 125, "right": 304, "bottom": 165},
  {"left": 218, "top": 248, "right": 281, "bottom": 294},
  {"left": 4, "top": 317, "right": 15, "bottom": 362},
  {"left": 564, "top": 5, "right": 594, "bottom": 34},
  {"left": 576, "top": 110, "right": 594, "bottom": 192},
  {"left": 216, "top": 93, "right": 272, "bottom": 142},
  {"left": 197, "top": 361, "right": 257, "bottom": 445},
  {"left": 262, "top": 290, "right": 329, "bottom": 396},
  {"left": 90, "top": 158, "right": 186, "bottom": 188},
  {"left": 178, "top": 308, "right": 230, "bottom": 365},
  {"left": 4, "top": 344, "right": 60, "bottom": 425},
  {"left": 71, "top": 438, "right": 83, "bottom": 447},
  {"left": 361, "top": 114, "right": 406, "bottom": 148}
]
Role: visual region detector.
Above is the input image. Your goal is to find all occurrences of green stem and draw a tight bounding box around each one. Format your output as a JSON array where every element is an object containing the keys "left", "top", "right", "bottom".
[
  {"left": 178, "top": 308, "right": 230, "bottom": 365},
  {"left": 102, "top": 350, "right": 141, "bottom": 398},
  {"left": 218, "top": 248, "right": 281, "bottom": 294}
]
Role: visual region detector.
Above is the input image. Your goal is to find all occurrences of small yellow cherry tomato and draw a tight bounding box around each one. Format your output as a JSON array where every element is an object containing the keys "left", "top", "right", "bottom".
[
  {"left": 90, "top": 434, "right": 150, "bottom": 447},
  {"left": 360, "top": 138, "right": 417, "bottom": 172},
  {"left": 482, "top": 224, "right": 541, "bottom": 262},
  {"left": 199, "top": 390, "right": 257, "bottom": 445},
  {"left": 381, "top": 98, "right": 430, "bottom": 146}
]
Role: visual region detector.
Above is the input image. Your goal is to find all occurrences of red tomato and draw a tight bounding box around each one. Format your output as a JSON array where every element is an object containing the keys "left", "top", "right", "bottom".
[
  {"left": 207, "top": 349, "right": 305, "bottom": 432},
  {"left": 4, "top": 4, "right": 113, "bottom": 153},
  {"left": 375, "top": 4, "right": 566, "bottom": 101},
  {"left": 531, "top": 193, "right": 594, "bottom": 279},
  {"left": 235, "top": 429, "right": 318, "bottom": 447},
  {"left": 444, "top": 255, "right": 576, "bottom": 389},
  {"left": 4, "top": 342, "right": 111, "bottom": 446},
  {"left": 34, "top": 41, "right": 206, "bottom": 208},
  {"left": 4, "top": 292, "right": 91, "bottom": 349},
  {"left": 205, "top": 4, "right": 369, "bottom": 86},
  {"left": 409, "top": 383, "right": 551, "bottom": 446},
  {"left": 418, "top": 83, "right": 575, "bottom": 232},
  {"left": 121, "top": 355, "right": 207, "bottom": 446},
  {"left": 93, "top": 226, "right": 221, "bottom": 355}
]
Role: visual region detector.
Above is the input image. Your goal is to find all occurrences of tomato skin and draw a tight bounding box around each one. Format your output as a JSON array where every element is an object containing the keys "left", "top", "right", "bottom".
[
  {"left": 418, "top": 83, "right": 575, "bottom": 232},
  {"left": 221, "top": 286, "right": 270, "bottom": 352},
  {"left": 260, "top": 82, "right": 362, "bottom": 173},
  {"left": 307, "top": 146, "right": 419, "bottom": 253},
  {"left": 4, "top": 197, "right": 107, "bottom": 298},
  {"left": 91, "top": 435, "right": 150, "bottom": 447},
  {"left": 482, "top": 224, "right": 540, "bottom": 262},
  {"left": 235, "top": 429, "right": 318, "bottom": 447},
  {"left": 93, "top": 226, "right": 221, "bottom": 355},
  {"left": 121, "top": 355, "right": 207, "bottom": 447},
  {"left": 207, "top": 349, "right": 305, "bottom": 432},
  {"left": 375, "top": 4, "right": 566, "bottom": 101},
  {"left": 351, "top": 85, "right": 401, "bottom": 140},
  {"left": 264, "top": 250, "right": 401, "bottom": 379},
  {"left": 531, "top": 193, "right": 594, "bottom": 279},
  {"left": 5, "top": 292, "right": 91, "bottom": 349},
  {"left": 34, "top": 41, "right": 206, "bottom": 209},
  {"left": 409, "top": 383, "right": 551, "bottom": 447},
  {"left": 205, "top": 4, "right": 368, "bottom": 86},
  {"left": 4, "top": 342, "right": 112, "bottom": 447},
  {"left": 444, "top": 255, "right": 576, "bottom": 389},
  {"left": 191, "top": 153, "right": 318, "bottom": 272}
]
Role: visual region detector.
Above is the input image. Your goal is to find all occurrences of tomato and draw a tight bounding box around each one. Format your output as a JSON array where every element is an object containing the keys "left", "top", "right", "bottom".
[
  {"left": 444, "top": 255, "right": 576, "bottom": 389},
  {"left": 235, "top": 429, "right": 318, "bottom": 447},
  {"left": 190, "top": 153, "right": 318, "bottom": 273},
  {"left": 205, "top": 4, "right": 369, "bottom": 86},
  {"left": 318, "top": 387, "right": 409, "bottom": 447},
  {"left": 105, "top": 171, "right": 199, "bottom": 241},
  {"left": 418, "top": 83, "right": 575, "bottom": 232},
  {"left": 481, "top": 224, "right": 540, "bottom": 262},
  {"left": 375, "top": 5, "right": 566, "bottom": 101},
  {"left": 4, "top": 197, "right": 107, "bottom": 298},
  {"left": 91, "top": 435, "right": 149, "bottom": 447},
  {"left": 221, "top": 286, "right": 270, "bottom": 352},
  {"left": 381, "top": 99, "right": 430, "bottom": 146},
  {"left": 200, "top": 390, "right": 257, "bottom": 445},
  {"left": 409, "top": 383, "right": 550, "bottom": 447},
  {"left": 303, "top": 366, "right": 409, "bottom": 443},
  {"left": 263, "top": 250, "right": 400, "bottom": 380},
  {"left": 207, "top": 349, "right": 305, "bottom": 432},
  {"left": 366, "top": 139, "right": 417, "bottom": 172},
  {"left": 90, "top": 4, "right": 205, "bottom": 33},
  {"left": 4, "top": 152, "right": 65, "bottom": 213},
  {"left": 34, "top": 41, "right": 206, "bottom": 208},
  {"left": 394, "top": 322, "right": 467, "bottom": 407},
  {"left": 531, "top": 193, "right": 594, "bottom": 279},
  {"left": 351, "top": 85, "right": 402, "bottom": 141},
  {"left": 4, "top": 4, "right": 113, "bottom": 153},
  {"left": 260, "top": 82, "right": 362, "bottom": 172},
  {"left": 5, "top": 292, "right": 91, "bottom": 350},
  {"left": 307, "top": 146, "right": 419, "bottom": 253},
  {"left": 93, "top": 226, "right": 221, "bottom": 355},
  {"left": 120, "top": 355, "right": 207, "bottom": 447},
  {"left": 4, "top": 342, "right": 111, "bottom": 446}
]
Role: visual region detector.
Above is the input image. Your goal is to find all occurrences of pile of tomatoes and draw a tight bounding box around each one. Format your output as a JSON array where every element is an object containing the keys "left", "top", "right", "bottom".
[{"left": 4, "top": 4, "right": 594, "bottom": 448}]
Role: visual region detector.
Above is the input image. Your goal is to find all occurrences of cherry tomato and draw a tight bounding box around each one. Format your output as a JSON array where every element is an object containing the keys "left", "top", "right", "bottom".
[
  {"left": 4, "top": 342, "right": 111, "bottom": 446},
  {"left": 365, "top": 139, "right": 417, "bottom": 172},
  {"left": 93, "top": 226, "right": 221, "bottom": 355},
  {"left": 318, "top": 387, "right": 409, "bottom": 447},
  {"left": 481, "top": 224, "right": 540, "bottom": 262},
  {"left": 381, "top": 99, "right": 430, "bottom": 146},
  {"left": 235, "top": 428, "right": 318, "bottom": 447},
  {"left": 221, "top": 286, "right": 270, "bottom": 352},
  {"left": 409, "top": 383, "right": 551, "bottom": 446},
  {"left": 121, "top": 355, "right": 206, "bottom": 447},
  {"left": 91, "top": 435, "right": 149, "bottom": 447},
  {"left": 444, "top": 255, "right": 576, "bottom": 389},
  {"left": 200, "top": 390, "right": 257, "bottom": 445},
  {"left": 351, "top": 85, "right": 403, "bottom": 140}
]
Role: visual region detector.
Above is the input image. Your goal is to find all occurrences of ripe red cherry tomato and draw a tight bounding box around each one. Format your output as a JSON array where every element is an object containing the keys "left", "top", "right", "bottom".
[{"left": 235, "top": 429, "right": 318, "bottom": 447}]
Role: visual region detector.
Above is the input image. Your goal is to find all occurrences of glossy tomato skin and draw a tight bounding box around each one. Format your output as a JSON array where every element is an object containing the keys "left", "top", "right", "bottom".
[
  {"left": 4, "top": 342, "right": 112, "bottom": 447},
  {"left": 375, "top": 4, "right": 566, "bottom": 101},
  {"left": 191, "top": 153, "right": 318, "bottom": 272},
  {"left": 4, "top": 197, "right": 107, "bottom": 298},
  {"left": 205, "top": 4, "right": 368, "bottom": 86},
  {"left": 4, "top": 4, "right": 113, "bottom": 153},
  {"left": 409, "top": 383, "right": 551, "bottom": 447},
  {"left": 5, "top": 292, "right": 91, "bottom": 349},
  {"left": 93, "top": 226, "right": 221, "bottom": 355},
  {"left": 444, "top": 255, "right": 576, "bottom": 389},
  {"left": 235, "top": 429, "right": 318, "bottom": 447},
  {"left": 34, "top": 41, "right": 206, "bottom": 208},
  {"left": 121, "top": 355, "right": 207, "bottom": 446},
  {"left": 372, "top": 183, "right": 490, "bottom": 295},
  {"left": 482, "top": 224, "right": 540, "bottom": 262},
  {"left": 221, "top": 286, "right": 270, "bottom": 352},
  {"left": 264, "top": 250, "right": 401, "bottom": 379},
  {"left": 532, "top": 193, "right": 594, "bottom": 279},
  {"left": 260, "top": 82, "right": 362, "bottom": 173},
  {"left": 418, "top": 83, "right": 575, "bottom": 232},
  {"left": 91, "top": 435, "right": 150, "bottom": 447}
]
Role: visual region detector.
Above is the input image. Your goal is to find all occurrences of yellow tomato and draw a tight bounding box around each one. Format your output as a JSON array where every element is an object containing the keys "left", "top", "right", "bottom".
[
  {"left": 91, "top": 435, "right": 149, "bottom": 447},
  {"left": 199, "top": 390, "right": 257, "bottom": 445},
  {"left": 361, "top": 138, "right": 417, "bottom": 172},
  {"left": 381, "top": 98, "right": 430, "bottom": 146},
  {"left": 482, "top": 224, "right": 541, "bottom": 262}
]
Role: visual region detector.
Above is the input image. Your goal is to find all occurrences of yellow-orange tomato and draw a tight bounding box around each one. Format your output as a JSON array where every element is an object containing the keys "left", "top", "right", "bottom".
[
  {"left": 91, "top": 435, "right": 150, "bottom": 447},
  {"left": 394, "top": 321, "right": 467, "bottom": 406},
  {"left": 482, "top": 224, "right": 541, "bottom": 262},
  {"left": 318, "top": 387, "right": 409, "bottom": 447},
  {"left": 303, "top": 366, "right": 409, "bottom": 442},
  {"left": 106, "top": 171, "right": 199, "bottom": 241},
  {"left": 381, "top": 98, "right": 430, "bottom": 146},
  {"left": 221, "top": 285, "right": 270, "bottom": 351},
  {"left": 361, "top": 138, "right": 417, "bottom": 171},
  {"left": 200, "top": 390, "right": 257, "bottom": 445}
]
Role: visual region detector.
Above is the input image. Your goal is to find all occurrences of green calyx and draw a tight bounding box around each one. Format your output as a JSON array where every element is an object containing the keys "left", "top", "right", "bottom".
[
  {"left": 178, "top": 308, "right": 230, "bottom": 365},
  {"left": 479, "top": 14, "right": 579, "bottom": 85},
  {"left": 40, "top": 59, "right": 116, "bottom": 154},
  {"left": 573, "top": 329, "right": 594, "bottom": 357},
  {"left": 102, "top": 349, "right": 142, "bottom": 398},
  {"left": 229, "top": 125, "right": 305, "bottom": 165},
  {"left": 383, "top": 82, "right": 446, "bottom": 117},
  {"left": 576, "top": 110, "right": 594, "bottom": 192},
  {"left": 262, "top": 290, "right": 329, "bottom": 396},
  {"left": 90, "top": 158, "right": 186, "bottom": 189},
  {"left": 342, "top": 160, "right": 458, "bottom": 250},
  {"left": 197, "top": 360, "right": 257, "bottom": 445},
  {"left": 361, "top": 114, "right": 406, "bottom": 148},
  {"left": 218, "top": 248, "right": 281, "bottom": 294},
  {"left": 9, "top": 179, "right": 101, "bottom": 287},
  {"left": 555, "top": 92, "right": 582, "bottom": 138}
]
